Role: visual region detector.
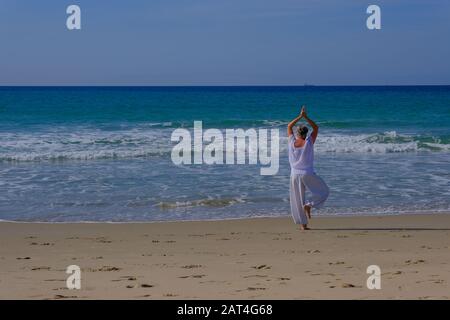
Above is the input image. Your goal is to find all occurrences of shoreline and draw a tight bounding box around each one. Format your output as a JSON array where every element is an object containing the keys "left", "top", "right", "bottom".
[
  {"left": 1, "top": 210, "right": 449, "bottom": 224},
  {"left": 1, "top": 214, "right": 450, "bottom": 299}
]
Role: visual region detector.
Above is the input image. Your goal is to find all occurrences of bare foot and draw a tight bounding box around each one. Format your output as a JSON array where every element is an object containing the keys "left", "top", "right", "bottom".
[
  {"left": 300, "top": 225, "right": 310, "bottom": 231},
  {"left": 304, "top": 204, "right": 312, "bottom": 219}
]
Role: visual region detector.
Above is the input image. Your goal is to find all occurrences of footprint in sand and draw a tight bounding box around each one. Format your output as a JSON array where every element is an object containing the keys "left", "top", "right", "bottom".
[
  {"left": 95, "top": 237, "right": 112, "bottom": 243},
  {"left": 243, "top": 275, "right": 268, "bottom": 279},
  {"left": 199, "top": 280, "right": 228, "bottom": 285},
  {"left": 31, "top": 266, "right": 51, "bottom": 271},
  {"left": 30, "top": 242, "right": 52, "bottom": 246},
  {"left": 181, "top": 264, "right": 202, "bottom": 269},
  {"left": 44, "top": 279, "right": 64, "bottom": 282},
  {"left": 112, "top": 276, "right": 137, "bottom": 282},
  {"left": 405, "top": 259, "right": 426, "bottom": 265},
  {"left": 328, "top": 261, "right": 345, "bottom": 265},
  {"left": 344, "top": 283, "right": 363, "bottom": 288},
  {"left": 251, "top": 264, "right": 271, "bottom": 270},
  {"left": 188, "top": 233, "right": 216, "bottom": 237},
  {"left": 89, "top": 266, "right": 121, "bottom": 272},
  {"left": 247, "top": 287, "right": 266, "bottom": 291},
  {"left": 52, "top": 287, "right": 69, "bottom": 291},
  {"left": 179, "top": 274, "right": 205, "bottom": 279}
]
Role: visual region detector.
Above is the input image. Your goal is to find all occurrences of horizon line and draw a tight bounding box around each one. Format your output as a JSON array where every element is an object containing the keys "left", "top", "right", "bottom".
[{"left": 1, "top": 84, "right": 450, "bottom": 88}]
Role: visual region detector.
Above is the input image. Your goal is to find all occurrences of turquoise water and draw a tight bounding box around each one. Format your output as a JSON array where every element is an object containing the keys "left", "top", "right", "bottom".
[{"left": 1, "top": 86, "right": 449, "bottom": 221}]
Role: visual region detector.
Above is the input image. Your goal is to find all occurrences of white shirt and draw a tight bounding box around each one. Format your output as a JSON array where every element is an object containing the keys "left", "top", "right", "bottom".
[{"left": 288, "top": 135, "right": 314, "bottom": 175}]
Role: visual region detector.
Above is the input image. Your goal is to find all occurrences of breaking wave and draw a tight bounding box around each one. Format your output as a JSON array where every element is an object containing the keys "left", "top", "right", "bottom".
[
  {"left": 313, "top": 131, "right": 450, "bottom": 153},
  {"left": 1, "top": 127, "right": 449, "bottom": 162}
]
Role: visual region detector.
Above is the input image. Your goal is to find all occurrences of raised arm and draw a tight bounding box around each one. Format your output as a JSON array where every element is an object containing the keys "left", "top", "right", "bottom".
[
  {"left": 303, "top": 112, "right": 319, "bottom": 143},
  {"left": 287, "top": 111, "right": 303, "bottom": 137}
]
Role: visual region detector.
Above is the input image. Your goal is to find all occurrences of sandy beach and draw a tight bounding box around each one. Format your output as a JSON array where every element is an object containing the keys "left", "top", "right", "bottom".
[{"left": 1, "top": 214, "right": 449, "bottom": 300}]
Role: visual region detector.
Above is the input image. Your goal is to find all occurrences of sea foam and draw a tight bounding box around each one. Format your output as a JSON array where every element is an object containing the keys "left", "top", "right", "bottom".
[{"left": 1, "top": 128, "right": 449, "bottom": 162}]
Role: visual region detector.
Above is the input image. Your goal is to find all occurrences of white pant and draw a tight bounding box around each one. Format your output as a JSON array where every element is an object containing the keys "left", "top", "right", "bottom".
[{"left": 290, "top": 173, "right": 329, "bottom": 225}]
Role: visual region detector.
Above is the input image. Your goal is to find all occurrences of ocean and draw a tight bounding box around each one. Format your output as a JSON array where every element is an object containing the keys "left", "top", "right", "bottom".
[{"left": 1, "top": 86, "right": 449, "bottom": 222}]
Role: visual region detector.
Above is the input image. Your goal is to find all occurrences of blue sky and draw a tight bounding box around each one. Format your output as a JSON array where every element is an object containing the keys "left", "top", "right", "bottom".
[{"left": 0, "top": 0, "right": 449, "bottom": 85}]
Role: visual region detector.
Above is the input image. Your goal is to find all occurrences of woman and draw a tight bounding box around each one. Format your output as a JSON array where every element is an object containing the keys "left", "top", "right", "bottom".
[{"left": 287, "top": 106, "right": 329, "bottom": 230}]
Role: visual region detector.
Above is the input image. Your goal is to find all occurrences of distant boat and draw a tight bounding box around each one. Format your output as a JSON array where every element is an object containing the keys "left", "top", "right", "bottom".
[{"left": 303, "top": 82, "right": 315, "bottom": 87}]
